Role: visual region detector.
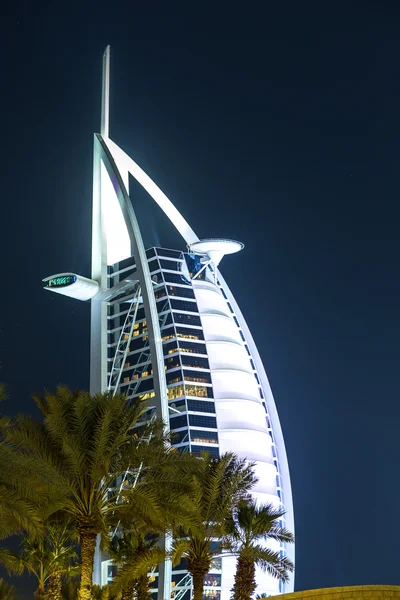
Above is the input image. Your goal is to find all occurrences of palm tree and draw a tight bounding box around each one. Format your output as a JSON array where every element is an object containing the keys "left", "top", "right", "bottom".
[
  {"left": 0, "top": 384, "right": 43, "bottom": 539},
  {"left": 91, "top": 584, "right": 117, "bottom": 600},
  {"left": 0, "top": 518, "right": 77, "bottom": 600},
  {"left": 0, "top": 465, "right": 43, "bottom": 540},
  {"left": 108, "top": 530, "right": 163, "bottom": 600},
  {"left": 0, "top": 386, "right": 199, "bottom": 600},
  {"left": 226, "top": 499, "right": 294, "bottom": 600},
  {"left": 60, "top": 579, "right": 80, "bottom": 600},
  {"left": 0, "top": 387, "right": 150, "bottom": 600},
  {"left": 173, "top": 452, "right": 257, "bottom": 600},
  {"left": 45, "top": 518, "right": 78, "bottom": 600},
  {"left": 0, "top": 578, "right": 18, "bottom": 600},
  {"left": 106, "top": 439, "right": 201, "bottom": 600}
]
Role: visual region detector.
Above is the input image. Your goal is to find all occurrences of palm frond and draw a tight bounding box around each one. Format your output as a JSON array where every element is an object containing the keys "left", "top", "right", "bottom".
[
  {"left": 0, "top": 548, "right": 25, "bottom": 575},
  {"left": 0, "top": 577, "right": 18, "bottom": 600},
  {"left": 252, "top": 545, "right": 294, "bottom": 582},
  {"left": 170, "top": 538, "right": 190, "bottom": 566},
  {"left": 112, "top": 548, "right": 165, "bottom": 594}
]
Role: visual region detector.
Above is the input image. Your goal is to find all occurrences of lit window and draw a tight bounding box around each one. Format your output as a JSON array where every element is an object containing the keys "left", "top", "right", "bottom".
[
  {"left": 138, "top": 391, "right": 155, "bottom": 401},
  {"left": 185, "top": 385, "right": 208, "bottom": 398},
  {"left": 142, "top": 371, "right": 149, "bottom": 378},
  {"left": 184, "top": 375, "right": 209, "bottom": 384},
  {"left": 192, "top": 436, "right": 215, "bottom": 444},
  {"left": 190, "top": 429, "right": 218, "bottom": 444},
  {"left": 167, "top": 385, "right": 185, "bottom": 401},
  {"left": 162, "top": 334, "right": 176, "bottom": 342}
]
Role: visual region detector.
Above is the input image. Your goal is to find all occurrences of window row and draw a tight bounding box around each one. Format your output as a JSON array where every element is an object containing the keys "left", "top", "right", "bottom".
[
  {"left": 121, "top": 368, "right": 152, "bottom": 383},
  {"left": 189, "top": 415, "right": 217, "bottom": 428},
  {"left": 169, "top": 399, "right": 186, "bottom": 412},
  {"left": 121, "top": 377, "right": 153, "bottom": 394},
  {"left": 176, "top": 326, "right": 204, "bottom": 341},
  {"left": 167, "top": 356, "right": 208, "bottom": 371},
  {"left": 158, "top": 259, "right": 183, "bottom": 271},
  {"left": 187, "top": 399, "right": 216, "bottom": 414},
  {"left": 166, "top": 285, "right": 195, "bottom": 299},
  {"left": 169, "top": 414, "right": 217, "bottom": 429},
  {"left": 166, "top": 371, "right": 212, "bottom": 385},
  {"left": 165, "top": 357, "right": 180, "bottom": 370},
  {"left": 163, "top": 272, "right": 191, "bottom": 285},
  {"left": 181, "top": 355, "right": 210, "bottom": 369},
  {"left": 179, "top": 340, "right": 207, "bottom": 353},
  {"left": 173, "top": 313, "right": 202, "bottom": 327},
  {"left": 183, "top": 370, "right": 212, "bottom": 384},
  {"left": 111, "top": 336, "right": 150, "bottom": 356},
  {"left": 156, "top": 300, "right": 170, "bottom": 314},
  {"left": 171, "top": 429, "right": 190, "bottom": 444},
  {"left": 167, "top": 384, "right": 213, "bottom": 401},
  {"left": 164, "top": 345, "right": 206, "bottom": 357},
  {"left": 170, "top": 299, "right": 199, "bottom": 313},
  {"left": 108, "top": 307, "right": 146, "bottom": 331},
  {"left": 191, "top": 446, "right": 220, "bottom": 458},
  {"left": 190, "top": 429, "right": 219, "bottom": 444},
  {"left": 109, "top": 330, "right": 207, "bottom": 358},
  {"left": 154, "top": 248, "right": 182, "bottom": 259}
]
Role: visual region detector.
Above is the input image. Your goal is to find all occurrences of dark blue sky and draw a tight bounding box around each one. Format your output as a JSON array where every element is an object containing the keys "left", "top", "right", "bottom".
[{"left": 1, "top": 2, "right": 400, "bottom": 597}]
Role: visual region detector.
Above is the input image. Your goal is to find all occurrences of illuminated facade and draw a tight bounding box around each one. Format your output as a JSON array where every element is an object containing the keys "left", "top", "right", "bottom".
[{"left": 43, "top": 47, "right": 294, "bottom": 600}]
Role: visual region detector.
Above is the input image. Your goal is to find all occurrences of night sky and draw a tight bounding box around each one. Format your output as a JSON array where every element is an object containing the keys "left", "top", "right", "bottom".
[{"left": 1, "top": 3, "right": 400, "bottom": 597}]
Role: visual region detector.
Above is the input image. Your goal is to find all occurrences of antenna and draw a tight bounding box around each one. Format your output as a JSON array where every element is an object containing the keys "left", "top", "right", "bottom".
[{"left": 101, "top": 45, "right": 110, "bottom": 138}]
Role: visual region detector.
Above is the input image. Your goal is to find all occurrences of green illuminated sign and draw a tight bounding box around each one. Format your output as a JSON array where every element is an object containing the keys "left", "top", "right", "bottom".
[{"left": 46, "top": 276, "right": 76, "bottom": 288}]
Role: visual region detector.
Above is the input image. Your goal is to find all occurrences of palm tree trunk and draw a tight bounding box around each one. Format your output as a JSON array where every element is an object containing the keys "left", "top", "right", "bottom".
[
  {"left": 231, "top": 557, "right": 256, "bottom": 600},
  {"left": 47, "top": 572, "right": 62, "bottom": 600},
  {"left": 191, "top": 567, "right": 208, "bottom": 600},
  {"left": 35, "top": 582, "right": 46, "bottom": 600},
  {"left": 79, "top": 532, "right": 97, "bottom": 600},
  {"left": 122, "top": 582, "right": 136, "bottom": 600},
  {"left": 135, "top": 574, "right": 149, "bottom": 600}
]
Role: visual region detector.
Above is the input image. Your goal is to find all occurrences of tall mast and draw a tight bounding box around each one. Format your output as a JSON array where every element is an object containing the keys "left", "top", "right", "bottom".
[{"left": 101, "top": 45, "right": 110, "bottom": 138}]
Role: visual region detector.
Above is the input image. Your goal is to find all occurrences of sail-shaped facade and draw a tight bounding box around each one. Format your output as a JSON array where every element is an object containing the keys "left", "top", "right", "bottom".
[{"left": 43, "top": 47, "right": 294, "bottom": 600}]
